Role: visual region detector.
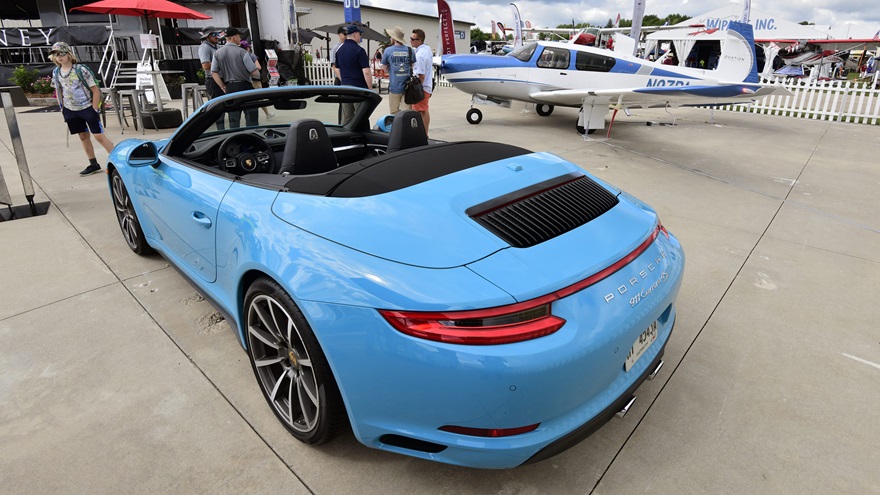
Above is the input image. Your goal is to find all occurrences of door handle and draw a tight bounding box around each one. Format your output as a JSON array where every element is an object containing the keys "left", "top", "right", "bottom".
[{"left": 191, "top": 211, "right": 212, "bottom": 228}]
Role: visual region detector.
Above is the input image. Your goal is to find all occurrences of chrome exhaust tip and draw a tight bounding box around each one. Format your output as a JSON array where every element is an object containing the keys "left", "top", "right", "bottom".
[
  {"left": 648, "top": 359, "right": 664, "bottom": 381},
  {"left": 615, "top": 396, "right": 636, "bottom": 419}
]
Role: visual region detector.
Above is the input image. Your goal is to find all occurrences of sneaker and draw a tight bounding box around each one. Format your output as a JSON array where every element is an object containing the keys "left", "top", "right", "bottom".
[{"left": 79, "top": 164, "right": 102, "bottom": 176}]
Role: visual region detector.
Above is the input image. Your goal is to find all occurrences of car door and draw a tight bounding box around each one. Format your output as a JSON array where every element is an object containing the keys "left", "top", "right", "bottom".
[{"left": 135, "top": 156, "right": 233, "bottom": 283}]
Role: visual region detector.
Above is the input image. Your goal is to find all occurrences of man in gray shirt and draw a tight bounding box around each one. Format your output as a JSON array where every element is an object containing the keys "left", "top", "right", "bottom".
[
  {"left": 329, "top": 25, "right": 346, "bottom": 84},
  {"left": 211, "top": 27, "right": 260, "bottom": 127},
  {"left": 198, "top": 28, "right": 223, "bottom": 98},
  {"left": 198, "top": 27, "right": 224, "bottom": 130}
]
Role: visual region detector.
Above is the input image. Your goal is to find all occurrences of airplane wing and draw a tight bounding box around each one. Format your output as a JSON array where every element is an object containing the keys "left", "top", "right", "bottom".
[
  {"left": 757, "top": 38, "right": 880, "bottom": 51},
  {"left": 598, "top": 24, "right": 706, "bottom": 35},
  {"left": 530, "top": 84, "right": 792, "bottom": 109}
]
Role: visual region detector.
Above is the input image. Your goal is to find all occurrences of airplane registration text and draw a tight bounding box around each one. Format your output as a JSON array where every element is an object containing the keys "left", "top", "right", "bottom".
[{"left": 645, "top": 79, "right": 691, "bottom": 87}]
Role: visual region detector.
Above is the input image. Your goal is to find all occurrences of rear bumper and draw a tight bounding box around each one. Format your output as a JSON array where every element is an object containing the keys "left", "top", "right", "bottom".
[{"left": 523, "top": 324, "right": 671, "bottom": 465}]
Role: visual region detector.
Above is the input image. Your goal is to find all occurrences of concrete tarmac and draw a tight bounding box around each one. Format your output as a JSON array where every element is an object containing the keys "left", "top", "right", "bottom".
[{"left": 1, "top": 89, "right": 878, "bottom": 494}]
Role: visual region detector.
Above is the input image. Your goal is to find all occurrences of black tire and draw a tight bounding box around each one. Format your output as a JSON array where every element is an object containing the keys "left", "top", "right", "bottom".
[
  {"left": 576, "top": 124, "right": 598, "bottom": 135},
  {"left": 245, "top": 278, "right": 346, "bottom": 444},
  {"left": 536, "top": 104, "right": 554, "bottom": 117},
  {"left": 466, "top": 108, "right": 483, "bottom": 125},
  {"left": 111, "top": 169, "right": 153, "bottom": 255}
]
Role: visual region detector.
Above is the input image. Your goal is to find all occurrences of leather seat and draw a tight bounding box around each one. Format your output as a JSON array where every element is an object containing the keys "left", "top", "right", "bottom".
[
  {"left": 386, "top": 110, "right": 428, "bottom": 153},
  {"left": 278, "top": 119, "right": 338, "bottom": 175}
]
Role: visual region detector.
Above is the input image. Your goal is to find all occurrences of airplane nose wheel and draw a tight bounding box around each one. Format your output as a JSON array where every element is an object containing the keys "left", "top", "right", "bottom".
[{"left": 466, "top": 108, "right": 483, "bottom": 124}]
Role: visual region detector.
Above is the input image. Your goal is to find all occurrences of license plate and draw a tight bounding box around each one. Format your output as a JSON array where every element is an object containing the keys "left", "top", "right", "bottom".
[{"left": 625, "top": 321, "right": 658, "bottom": 371}]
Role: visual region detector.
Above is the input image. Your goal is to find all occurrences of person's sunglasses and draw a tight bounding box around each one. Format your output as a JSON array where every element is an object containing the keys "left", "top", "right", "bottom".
[{"left": 410, "top": 37, "right": 420, "bottom": 41}]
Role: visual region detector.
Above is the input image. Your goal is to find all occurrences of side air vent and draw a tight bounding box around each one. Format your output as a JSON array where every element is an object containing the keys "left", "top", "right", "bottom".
[{"left": 468, "top": 174, "right": 619, "bottom": 248}]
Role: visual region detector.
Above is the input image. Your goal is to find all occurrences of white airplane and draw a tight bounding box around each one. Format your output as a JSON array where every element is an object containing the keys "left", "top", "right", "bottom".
[
  {"left": 440, "top": 21, "right": 791, "bottom": 136},
  {"left": 762, "top": 37, "right": 880, "bottom": 67}
]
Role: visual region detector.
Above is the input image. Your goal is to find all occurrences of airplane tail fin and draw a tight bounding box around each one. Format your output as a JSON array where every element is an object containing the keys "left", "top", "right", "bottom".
[{"left": 715, "top": 21, "right": 760, "bottom": 83}]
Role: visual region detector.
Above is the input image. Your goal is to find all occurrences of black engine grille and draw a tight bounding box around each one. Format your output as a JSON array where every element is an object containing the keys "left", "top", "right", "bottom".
[{"left": 468, "top": 174, "right": 619, "bottom": 248}]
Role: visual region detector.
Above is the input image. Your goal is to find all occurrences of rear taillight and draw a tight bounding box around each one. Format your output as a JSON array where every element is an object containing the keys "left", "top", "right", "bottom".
[
  {"left": 380, "top": 222, "right": 664, "bottom": 346},
  {"left": 379, "top": 294, "right": 565, "bottom": 345}
]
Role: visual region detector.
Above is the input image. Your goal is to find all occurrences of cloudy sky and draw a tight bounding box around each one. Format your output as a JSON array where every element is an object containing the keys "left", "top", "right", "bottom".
[{"left": 364, "top": 0, "right": 880, "bottom": 39}]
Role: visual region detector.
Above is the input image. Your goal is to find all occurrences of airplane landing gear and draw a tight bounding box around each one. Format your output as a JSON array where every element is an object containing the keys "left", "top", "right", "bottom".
[
  {"left": 466, "top": 108, "right": 483, "bottom": 124},
  {"left": 536, "top": 104, "right": 554, "bottom": 117},
  {"left": 575, "top": 123, "right": 596, "bottom": 135}
]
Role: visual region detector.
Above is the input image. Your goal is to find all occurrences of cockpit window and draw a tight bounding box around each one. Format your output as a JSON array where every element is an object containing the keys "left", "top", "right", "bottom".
[
  {"left": 537, "top": 47, "right": 571, "bottom": 69},
  {"left": 508, "top": 42, "right": 537, "bottom": 62},
  {"left": 575, "top": 52, "right": 616, "bottom": 72}
]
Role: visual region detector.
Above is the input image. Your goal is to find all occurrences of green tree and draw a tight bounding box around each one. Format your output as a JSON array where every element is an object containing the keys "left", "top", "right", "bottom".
[
  {"left": 642, "top": 14, "right": 663, "bottom": 26},
  {"left": 799, "top": 21, "right": 815, "bottom": 25},
  {"left": 556, "top": 22, "right": 592, "bottom": 30},
  {"left": 471, "top": 27, "right": 491, "bottom": 42},
  {"left": 665, "top": 14, "right": 691, "bottom": 25}
]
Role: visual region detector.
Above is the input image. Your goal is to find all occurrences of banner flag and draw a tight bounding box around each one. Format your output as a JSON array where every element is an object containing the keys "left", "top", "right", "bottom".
[
  {"left": 438, "top": 0, "right": 456, "bottom": 54},
  {"left": 510, "top": 3, "right": 523, "bottom": 48},
  {"left": 343, "top": 0, "right": 361, "bottom": 23}
]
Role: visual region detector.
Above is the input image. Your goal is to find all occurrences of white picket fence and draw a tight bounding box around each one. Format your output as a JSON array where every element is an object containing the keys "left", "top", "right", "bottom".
[{"left": 713, "top": 77, "right": 880, "bottom": 125}]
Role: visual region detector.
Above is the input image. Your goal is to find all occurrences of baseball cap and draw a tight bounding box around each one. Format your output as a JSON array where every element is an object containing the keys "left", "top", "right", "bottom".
[
  {"left": 240, "top": 40, "right": 250, "bottom": 50},
  {"left": 225, "top": 27, "right": 243, "bottom": 38},
  {"left": 337, "top": 26, "right": 347, "bottom": 34},
  {"left": 49, "top": 42, "right": 72, "bottom": 55},
  {"left": 345, "top": 25, "right": 363, "bottom": 35}
]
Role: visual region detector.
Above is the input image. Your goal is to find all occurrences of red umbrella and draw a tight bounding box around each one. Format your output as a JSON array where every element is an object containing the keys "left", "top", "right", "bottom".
[{"left": 71, "top": 0, "right": 211, "bottom": 20}]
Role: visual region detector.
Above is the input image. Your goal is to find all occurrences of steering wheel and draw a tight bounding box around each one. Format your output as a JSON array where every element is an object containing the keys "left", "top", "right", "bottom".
[{"left": 217, "top": 132, "right": 276, "bottom": 175}]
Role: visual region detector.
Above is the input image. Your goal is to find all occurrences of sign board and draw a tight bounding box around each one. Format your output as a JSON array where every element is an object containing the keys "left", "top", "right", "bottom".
[
  {"left": 136, "top": 61, "right": 171, "bottom": 104},
  {"left": 139, "top": 34, "right": 158, "bottom": 50}
]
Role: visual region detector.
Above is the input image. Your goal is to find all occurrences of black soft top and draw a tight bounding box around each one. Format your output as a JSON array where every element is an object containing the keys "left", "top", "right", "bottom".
[{"left": 283, "top": 141, "right": 531, "bottom": 198}]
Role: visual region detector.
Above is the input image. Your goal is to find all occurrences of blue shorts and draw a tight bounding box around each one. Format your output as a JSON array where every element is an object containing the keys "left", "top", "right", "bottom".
[{"left": 62, "top": 106, "right": 104, "bottom": 135}]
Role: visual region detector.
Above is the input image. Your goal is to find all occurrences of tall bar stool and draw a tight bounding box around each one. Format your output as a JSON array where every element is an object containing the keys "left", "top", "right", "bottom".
[
  {"left": 115, "top": 89, "right": 138, "bottom": 134},
  {"left": 182, "top": 83, "right": 207, "bottom": 118},
  {"left": 100, "top": 87, "right": 128, "bottom": 130},
  {"left": 117, "top": 86, "right": 158, "bottom": 134},
  {"left": 133, "top": 86, "right": 159, "bottom": 134}
]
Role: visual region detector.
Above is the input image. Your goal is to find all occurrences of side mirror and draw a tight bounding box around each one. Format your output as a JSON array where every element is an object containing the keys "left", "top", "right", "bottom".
[{"left": 127, "top": 141, "right": 159, "bottom": 167}]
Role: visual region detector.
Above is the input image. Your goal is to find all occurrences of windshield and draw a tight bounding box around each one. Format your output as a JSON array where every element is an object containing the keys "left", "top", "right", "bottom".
[
  {"left": 508, "top": 43, "right": 537, "bottom": 62},
  {"left": 201, "top": 94, "right": 348, "bottom": 138},
  {"left": 166, "top": 86, "right": 381, "bottom": 158}
]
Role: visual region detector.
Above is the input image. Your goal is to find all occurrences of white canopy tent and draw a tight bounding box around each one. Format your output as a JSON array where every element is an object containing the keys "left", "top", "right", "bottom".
[
  {"left": 645, "top": 2, "right": 830, "bottom": 68},
  {"left": 645, "top": 28, "right": 726, "bottom": 67}
]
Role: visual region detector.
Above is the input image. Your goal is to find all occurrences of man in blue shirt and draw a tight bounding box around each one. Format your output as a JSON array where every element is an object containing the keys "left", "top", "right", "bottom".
[
  {"left": 381, "top": 26, "right": 413, "bottom": 114},
  {"left": 334, "top": 24, "right": 373, "bottom": 124}
]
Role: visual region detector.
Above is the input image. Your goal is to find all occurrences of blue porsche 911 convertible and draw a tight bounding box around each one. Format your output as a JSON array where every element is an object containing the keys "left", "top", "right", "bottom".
[{"left": 107, "top": 85, "right": 684, "bottom": 469}]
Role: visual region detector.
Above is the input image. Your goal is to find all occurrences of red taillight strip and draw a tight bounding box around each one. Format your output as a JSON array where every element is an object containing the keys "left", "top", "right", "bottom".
[
  {"left": 439, "top": 423, "right": 540, "bottom": 437},
  {"left": 554, "top": 224, "right": 660, "bottom": 299},
  {"left": 380, "top": 223, "right": 662, "bottom": 345}
]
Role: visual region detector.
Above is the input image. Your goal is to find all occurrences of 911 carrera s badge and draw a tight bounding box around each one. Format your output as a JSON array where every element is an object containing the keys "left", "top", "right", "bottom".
[{"left": 604, "top": 249, "right": 667, "bottom": 305}]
